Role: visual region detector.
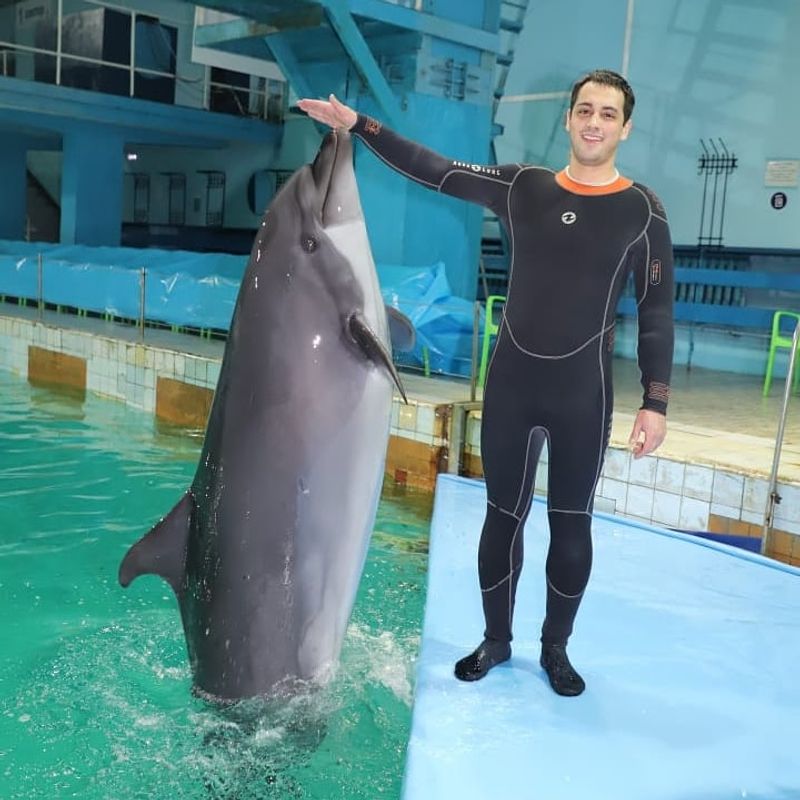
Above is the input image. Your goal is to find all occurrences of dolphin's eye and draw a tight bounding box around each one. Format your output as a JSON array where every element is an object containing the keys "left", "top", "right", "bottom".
[{"left": 302, "top": 236, "right": 318, "bottom": 253}]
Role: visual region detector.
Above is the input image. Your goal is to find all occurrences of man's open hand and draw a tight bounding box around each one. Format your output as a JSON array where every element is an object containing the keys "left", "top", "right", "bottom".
[{"left": 297, "top": 94, "right": 358, "bottom": 130}]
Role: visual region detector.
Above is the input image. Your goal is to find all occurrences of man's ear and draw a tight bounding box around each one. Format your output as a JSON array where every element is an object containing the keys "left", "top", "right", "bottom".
[
  {"left": 620, "top": 119, "right": 633, "bottom": 141},
  {"left": 564, "top": 108, "right": 571, "bottom": 132}
]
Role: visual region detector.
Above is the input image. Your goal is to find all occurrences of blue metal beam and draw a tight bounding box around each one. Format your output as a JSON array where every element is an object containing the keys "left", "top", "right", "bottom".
[
  {"left": 194, "top": 18, "right": 275, "bottom": 47},
  {"left": 196, "top": 8, "right": 401, "bottom": 124},
  {"left": 262, "top": 33, "right": 317, "bottom": 102},
  {"left": 193, "top": 1, "right": 499, "bottom": 52},
  {"left": 347, "top": 0, "right": 500, "bottom": 53},
  {"left": 319, "top": 0, "right": 402, "bottom": 126},
  {"left": 0, "top": 76, "right": 281, "bottom": 147}
]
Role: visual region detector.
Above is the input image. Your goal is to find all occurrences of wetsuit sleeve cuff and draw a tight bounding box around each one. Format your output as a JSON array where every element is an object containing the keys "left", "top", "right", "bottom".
[
  {"left": 640, "top": 400, "right": 668, "bottom": 416},
  {"left": 641, "top": 380, "right": 670, "bottom": 417},
  {"left": 352, "top": 112, "right": 382, "bottom": 137}
]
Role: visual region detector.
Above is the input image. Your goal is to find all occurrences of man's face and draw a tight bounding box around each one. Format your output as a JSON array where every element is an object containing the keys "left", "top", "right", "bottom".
[{"left": 565, "top": 82, "right": 631, "bottom": 169}]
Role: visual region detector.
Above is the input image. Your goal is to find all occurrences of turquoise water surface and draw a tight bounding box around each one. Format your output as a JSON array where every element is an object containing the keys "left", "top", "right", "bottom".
[{"left": 0, "top": 369, "right": 431, "bottom": 799}]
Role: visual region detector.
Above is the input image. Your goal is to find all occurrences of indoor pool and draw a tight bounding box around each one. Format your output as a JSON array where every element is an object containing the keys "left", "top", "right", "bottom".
[{"left": 0, "top": 368, "right": 432, "bottom": 799}]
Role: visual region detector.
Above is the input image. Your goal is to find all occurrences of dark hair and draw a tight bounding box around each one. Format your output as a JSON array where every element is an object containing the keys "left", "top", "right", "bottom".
[{"left": 570, "top": 69, "right": 635, "bottom": 123}]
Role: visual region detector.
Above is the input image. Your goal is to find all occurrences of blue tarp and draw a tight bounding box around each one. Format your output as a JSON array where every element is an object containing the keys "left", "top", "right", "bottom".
[
  {"left": 380, "top": 262, "right": 479, "bottom": 377},
  {"left": 0, "top": 240, "right": 478, "bottom": 376},
  {"left": 0, "top": 240, "right": 243, "bottom": 331}
]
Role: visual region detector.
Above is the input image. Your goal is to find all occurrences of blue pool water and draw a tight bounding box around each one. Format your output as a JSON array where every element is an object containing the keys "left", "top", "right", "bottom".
[{"left": 0, "top": 369, "right": 432, "bottom": 799}]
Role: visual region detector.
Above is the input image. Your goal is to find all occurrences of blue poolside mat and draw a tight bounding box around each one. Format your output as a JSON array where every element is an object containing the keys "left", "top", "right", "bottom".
[{"left": 403, "top": 474, "right": 800, "bottom": 800}]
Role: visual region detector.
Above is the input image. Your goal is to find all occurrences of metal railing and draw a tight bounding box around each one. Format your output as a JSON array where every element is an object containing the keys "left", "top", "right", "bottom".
[
  {"left": 23, "top": 255, "right": 151, "bottom": 341},
  {"left": 762, "top": 319, "right": 800, "bottom": 555}
]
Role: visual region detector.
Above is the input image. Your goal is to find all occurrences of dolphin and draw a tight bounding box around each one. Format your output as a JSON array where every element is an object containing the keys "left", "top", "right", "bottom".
[{"left": 119, "top": 130, "right": 413, "bottom": 702}]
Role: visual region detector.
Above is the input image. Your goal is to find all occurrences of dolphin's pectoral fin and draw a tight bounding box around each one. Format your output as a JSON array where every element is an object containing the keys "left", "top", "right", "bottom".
[
  {"left": 385, "top": 306, "right": 416, "bottom": 353},
  {"left": 118, "top": 490, "right": 194, "bottom": 594},
  {"left": 347, "top": 312, "right": 408, "bottom": 403}
]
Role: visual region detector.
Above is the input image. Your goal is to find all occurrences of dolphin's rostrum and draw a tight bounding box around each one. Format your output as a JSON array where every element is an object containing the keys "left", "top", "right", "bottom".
[{"left": 119, "top": 131, "right": 413, "bottom": 701}]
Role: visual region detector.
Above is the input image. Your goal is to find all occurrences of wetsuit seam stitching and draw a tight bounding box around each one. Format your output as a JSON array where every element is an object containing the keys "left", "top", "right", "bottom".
[
  {"left": 512, "top": 427, "right": 540, "bottom": 516},
  {"left": 487, "top": 498, "right": 522, "bottom": 521},
  {"left": 587, "top": 336, "right": 610, "bottom": 514},
  {"left": 504, "top": 166, "right": 556, "bottom": 303},
  {"left": 481, "top": 563, "right": 520, "bottom": 593},
  {"left": 592, "top": 332, "right": 607, "bottom": 514},
  {"left": 636, "top": 231, "right": 652, "bottom": 307},
  {"left": 484, "top": 316, "right": 506, "bottom": 384},
  {"left": 506, "top": 487, "right": 537, "bottom": 630},
  {"left": 438, "top": 170, "right": 514, "bottom": 191},
  {"left": 504, "top": 322, "right": 614, "bottom": 359},
  {"left": 631, "top": 183, "right": 669, "bottom": 224},
  {"left": 587, "top": 226, "right": 648, "bottom": 508},
  {"left": 546, "top": 575, "right": 585, "bottom": 599}
]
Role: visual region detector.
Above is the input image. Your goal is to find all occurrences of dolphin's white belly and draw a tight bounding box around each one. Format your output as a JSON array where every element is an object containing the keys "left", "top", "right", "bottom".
[
  {"left": 293, "top": 219, "right": 393, "bottom": 679},
  {"left": 295, "top": 363, "right": 393, "bottom": 679}
]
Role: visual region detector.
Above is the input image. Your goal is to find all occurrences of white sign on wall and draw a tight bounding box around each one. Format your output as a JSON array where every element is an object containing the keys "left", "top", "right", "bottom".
[
  {"left": 764, "top": 160, "right": 800, "bottom": 188},
  {"left": 16, "top": 1, "right": 50, "bottom": 30}
]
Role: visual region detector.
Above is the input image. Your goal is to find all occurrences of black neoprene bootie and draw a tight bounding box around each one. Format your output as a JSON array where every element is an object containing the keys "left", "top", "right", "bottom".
[
  {"left": 454, "top": 639, "right": 511, "bottom": 681},
  {"left": 540, "top": 643, "right": 585, "bottom": 696}
]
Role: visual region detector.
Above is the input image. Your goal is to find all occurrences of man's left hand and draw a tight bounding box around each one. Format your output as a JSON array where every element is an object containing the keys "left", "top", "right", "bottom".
[{"left": 628, "top": 409, "right": 667, "bottom": 459}]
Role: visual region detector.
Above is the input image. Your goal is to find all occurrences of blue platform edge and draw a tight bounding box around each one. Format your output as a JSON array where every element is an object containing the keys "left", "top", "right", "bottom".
[{"left": 402, "top": 474, "right": 800, "bottom": 800}]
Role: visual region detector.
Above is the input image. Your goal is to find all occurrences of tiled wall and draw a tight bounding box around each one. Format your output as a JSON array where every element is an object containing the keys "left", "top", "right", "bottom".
[
  {"left": 463, "top": 410, "right": 800, "bottom": 567},
  {"left": 0, "top": 313, "right": 444, "bottom": 490},
  {"left": 597, "top": 449, "right": 800, "bottom": 536},
  {"left": 0, "top": 315, "right": 220, "bottom": 422},
  {"left": 387, "top": 400, "right": 450, "bottom": 491}
]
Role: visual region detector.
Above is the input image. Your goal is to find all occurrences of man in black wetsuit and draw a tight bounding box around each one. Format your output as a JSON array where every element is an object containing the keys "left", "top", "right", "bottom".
[{"left": 299, "top": 69, "right": 674, "bottom": 697}]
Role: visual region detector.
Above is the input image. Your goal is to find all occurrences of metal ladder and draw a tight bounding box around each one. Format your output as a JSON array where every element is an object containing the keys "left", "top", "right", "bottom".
[
  {"left": 492, "top": 0, "right": 530, "bottom": 120},
  {"left": 762, "top": 319, "right": 800, "bottom": 556},
  {"left": 479, "top": 0, "right": 530, "bottom": 300}
]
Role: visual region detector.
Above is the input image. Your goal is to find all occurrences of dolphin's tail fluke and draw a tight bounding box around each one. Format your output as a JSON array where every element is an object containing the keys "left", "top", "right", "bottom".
[
  {"left": 347, "top": 311, "right": 408, "bottom": 403},
  {"left": 118, "top": 490, "right": 194, "bottom": 594}
]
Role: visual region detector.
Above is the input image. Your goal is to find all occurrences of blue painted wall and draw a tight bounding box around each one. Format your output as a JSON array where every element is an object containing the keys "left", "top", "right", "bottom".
[
  {"left": 60, "top": 129, "right": 124, "bottom": 246},
  {"left": 352, "top": 90, "right": 491, "bottom": 300},
  {"left": 0, "top": 133, "right": 27, "bottom": 240},
  {"left": 284, "top": 1, "right": 497, "bottom": 300},
  {"left": 496, "top": 0, "right": 800, "bottom": 250}
]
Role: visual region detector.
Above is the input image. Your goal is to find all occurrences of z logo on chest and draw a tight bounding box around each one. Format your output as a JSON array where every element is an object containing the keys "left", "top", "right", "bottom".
[{"left": 561, "top": 211, "right": 577, "bottom": 225}]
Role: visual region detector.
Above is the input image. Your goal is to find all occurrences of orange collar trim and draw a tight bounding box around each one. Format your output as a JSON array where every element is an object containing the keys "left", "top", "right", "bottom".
[{"left": 555, "top": 169, "right": 633, "bottom": 196}]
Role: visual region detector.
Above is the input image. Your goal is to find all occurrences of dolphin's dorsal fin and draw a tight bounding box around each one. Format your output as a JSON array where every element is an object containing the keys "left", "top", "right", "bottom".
[
  {"left": 118, "top": 490, "right": 194, "bottom": 594},
  {"left": 347, "top": 312, "right": 408, "bottom": 403},
  {"left": 385, "top": 306, "right": 415, "bottom": 353}
]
